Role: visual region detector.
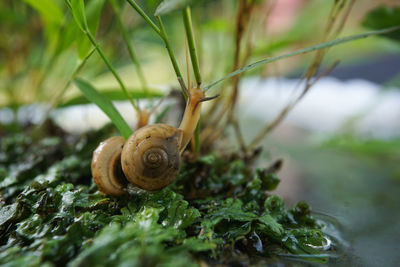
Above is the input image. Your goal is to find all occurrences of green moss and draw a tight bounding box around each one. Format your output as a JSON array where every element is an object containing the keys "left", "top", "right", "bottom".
[{"left": 0, "top": 128, "right": 336, "bottom": 266}]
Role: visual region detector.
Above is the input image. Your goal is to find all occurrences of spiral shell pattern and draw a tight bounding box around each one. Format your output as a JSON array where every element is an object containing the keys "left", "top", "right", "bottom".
[
  {"left": 91, "top": 136, "right": 127, "bottom": 196},
  {"left": 121, "top": 124, "right": 183, "bottom": 191}
]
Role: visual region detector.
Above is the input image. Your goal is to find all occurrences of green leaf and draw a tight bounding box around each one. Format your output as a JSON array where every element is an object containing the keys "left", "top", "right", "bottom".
[
  {"left": 24, "top": 0, "right": 64, "bottom": 46},
  {"left": 86, "top": 0, "right": 105, "bottom": 33},
  {"left": 70, "top": 0, "right": 89, "bottom": 32},
  {"left": 24, "top": 0, "right": 63, "bottom": 26},
  {"left": 55, "top": 14, "right": 82, "bottom": 54},
  {"left": 204, "top": 26, "right": 400, "bottom": 91},
  {"left": 205, "top": 198, "right": 258, "bottom": 224},
  {"left": 59, "top": 89, "right": 162, "bottom": 108},
  {"left": 255, "top": 169, "right": 280, "bottom": 191},
  {"left": 283, "top": 229, "right": 329, "bottom": 258},
  {"left": 289, "top": 201, "right": 316, "bottom": 227},
  {"left": 257, "top": 214, "right": 284, "bottom": 239},
  {"left": 264, "top": 195, "right": 288, "bottom": 222},
  {"left": 0, "top": 203, "right": 21, "bottom": 231},
  {"left": 61, "top": 0, "right": 105, "bottom": 58},
  {"left": 362, "top": 5, "right": 400, "bottom": 42},
  {"left": 74, "top": 78, "right": 133, "bottom": 139},
  {"left": 161, "top": 199, "right": 200, "bottom": 230},
  {"left": 77, "top": 0, "right": 105, "bottom": 59}
]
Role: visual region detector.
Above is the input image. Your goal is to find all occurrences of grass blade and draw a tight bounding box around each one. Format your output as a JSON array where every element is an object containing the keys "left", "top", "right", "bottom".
[
  {"left": 70, "top": 0, "right": 89, "bottom": 31},
  {"left": 183, "top": 6, "right": 201, "bottom": 86},
  {"left": 67, "top": 0, "right": 139, "bottom": 112},
  {"left": 156, "top": 16, "right": 188, "bottom": 98},
  {"left": 203, "top": 26, "right": 400, "bottom": 91},
  {"left": 125, "top": 0, "right": 161, "bottom": 35},
  {"left": 124, "top": 1, "right": 187, "bottom": 96},
  {"left": 77, "top": 0, "right": 105, "bottom": 59},
  {"left": 74, "top": 78, "right": 133, "bottom": 139},
  {"left": 24, "top": 0, "right": 63, "bottom": 25},
  {"left": 59, "top": 90, "right": 163, "bottom": 107}
]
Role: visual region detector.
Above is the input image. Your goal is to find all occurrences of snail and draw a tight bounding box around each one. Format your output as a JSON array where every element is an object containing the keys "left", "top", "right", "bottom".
[{"left": 91, "top": 87, "right": 216, "bottom": 195}]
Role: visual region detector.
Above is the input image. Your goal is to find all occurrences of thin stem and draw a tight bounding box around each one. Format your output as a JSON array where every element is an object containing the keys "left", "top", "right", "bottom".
[
  {"left": 203, "top": 26, "right": 400, "bottom": 92},
  {"left": 201, "top": 0, "right": 255, "bottom": 149},
  {"left": 334, "top": 0, "right": 355, "bottom": 37},
  {"left": 185, "top": 37, "right": 191, "bottom": 90},
  {"left": 110, "top": 0, "right": 148, "bottom": 94},
  {"left": 124, "top": 0, "right": 187, "bottom": 99},
  {"left": 229, "top": 0, "right": 253, "bottom": 111},
  {"left": 86, "top": 30, "right": 139, "bottom": 112},
  {"left": 248, "top": 61, "right": 339, "bottom": 149},
  {"left": 182, "top": 6, "right": 201, "bottom": 86},
  {"left": 231, "top": 115, "right": 247, "bottom": 154},
  {"left": 125, "top": 0, "right": 161, "bottom": 36},
  {"left": 156, "top": 16, "right": 188, "bottom": 99}
]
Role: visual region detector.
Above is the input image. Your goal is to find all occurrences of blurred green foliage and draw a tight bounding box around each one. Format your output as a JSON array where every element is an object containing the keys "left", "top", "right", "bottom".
[
  {"left": 363, "top": 5, "right": 400, "bottom": 42},
  {"left": 2, "top": 0, "right": 399, "bottom": 109},
  {"left": 73, "top": 78, "right": 133, "bottom": 138},
  {"left": 324, "top": 135, "right": 400, "bottom": 182}
]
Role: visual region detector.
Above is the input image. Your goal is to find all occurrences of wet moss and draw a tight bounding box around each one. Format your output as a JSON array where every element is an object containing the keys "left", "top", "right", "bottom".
[{"left": 0, "top": 126, "right": 335, "bottom": 266}]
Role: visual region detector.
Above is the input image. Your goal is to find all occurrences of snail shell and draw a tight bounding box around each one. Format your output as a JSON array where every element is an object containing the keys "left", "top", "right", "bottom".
[
  {"left": 91, "top": 87, "right": 206, "bottom": 194},
  {"left": 91, "top": 136, "right": 127, "bottom": 196},
  {"left": 121, "top": 124, "right": 183, "bottom": 191}
]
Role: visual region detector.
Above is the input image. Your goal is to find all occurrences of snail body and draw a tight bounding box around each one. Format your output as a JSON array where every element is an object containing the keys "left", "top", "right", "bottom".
[{"left": 91, "top": 87, "right": 207, "bottom": 195}]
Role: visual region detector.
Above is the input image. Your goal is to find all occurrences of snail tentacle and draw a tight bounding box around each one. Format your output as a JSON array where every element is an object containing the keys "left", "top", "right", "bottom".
[{"left": 178, "top": 86, "right": 204, "bottom": 153}]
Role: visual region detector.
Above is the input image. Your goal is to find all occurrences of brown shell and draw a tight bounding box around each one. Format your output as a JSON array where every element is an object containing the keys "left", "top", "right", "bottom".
[
  {"left": 121, "top": 124, "right": 183, "bottom": 191},
  {"left": 91, "top": 136, "right": 127, "bottom": 196}
]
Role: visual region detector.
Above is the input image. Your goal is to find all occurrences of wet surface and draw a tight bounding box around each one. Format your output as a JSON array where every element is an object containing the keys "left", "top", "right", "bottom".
[{"left": 263, "top": 135, "right": 400, "bottom": 266}]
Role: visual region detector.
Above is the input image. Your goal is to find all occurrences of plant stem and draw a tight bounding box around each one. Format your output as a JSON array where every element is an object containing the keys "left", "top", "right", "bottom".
[
  {"left": 86, "top": 30, "right": 139, "bottom": 112},
  {"left": 248, "top": 60, "right": 339, "bottom": 150},
  {"left": 182, "top": 6, "right": 201, "bottom": 86},
  {"left": 124, "top": 0, "right": 187, "bottom": 98},
  {"left": 110, "top": 0, "right": 148, "bottom": 95},
  {"left": 203, "top": 25, "right": 400, "bottom": 92},
  {"left": 125, "top": 0, "right": 161, "bottom": 35},
  {"left": 156, "top": 16, "right": 187, "bottom": 99}
]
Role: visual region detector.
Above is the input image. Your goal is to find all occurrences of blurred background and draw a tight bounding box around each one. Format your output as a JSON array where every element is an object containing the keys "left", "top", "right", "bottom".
[{"left": 0, "top": 0, "right": 399, "bottom": 266}]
